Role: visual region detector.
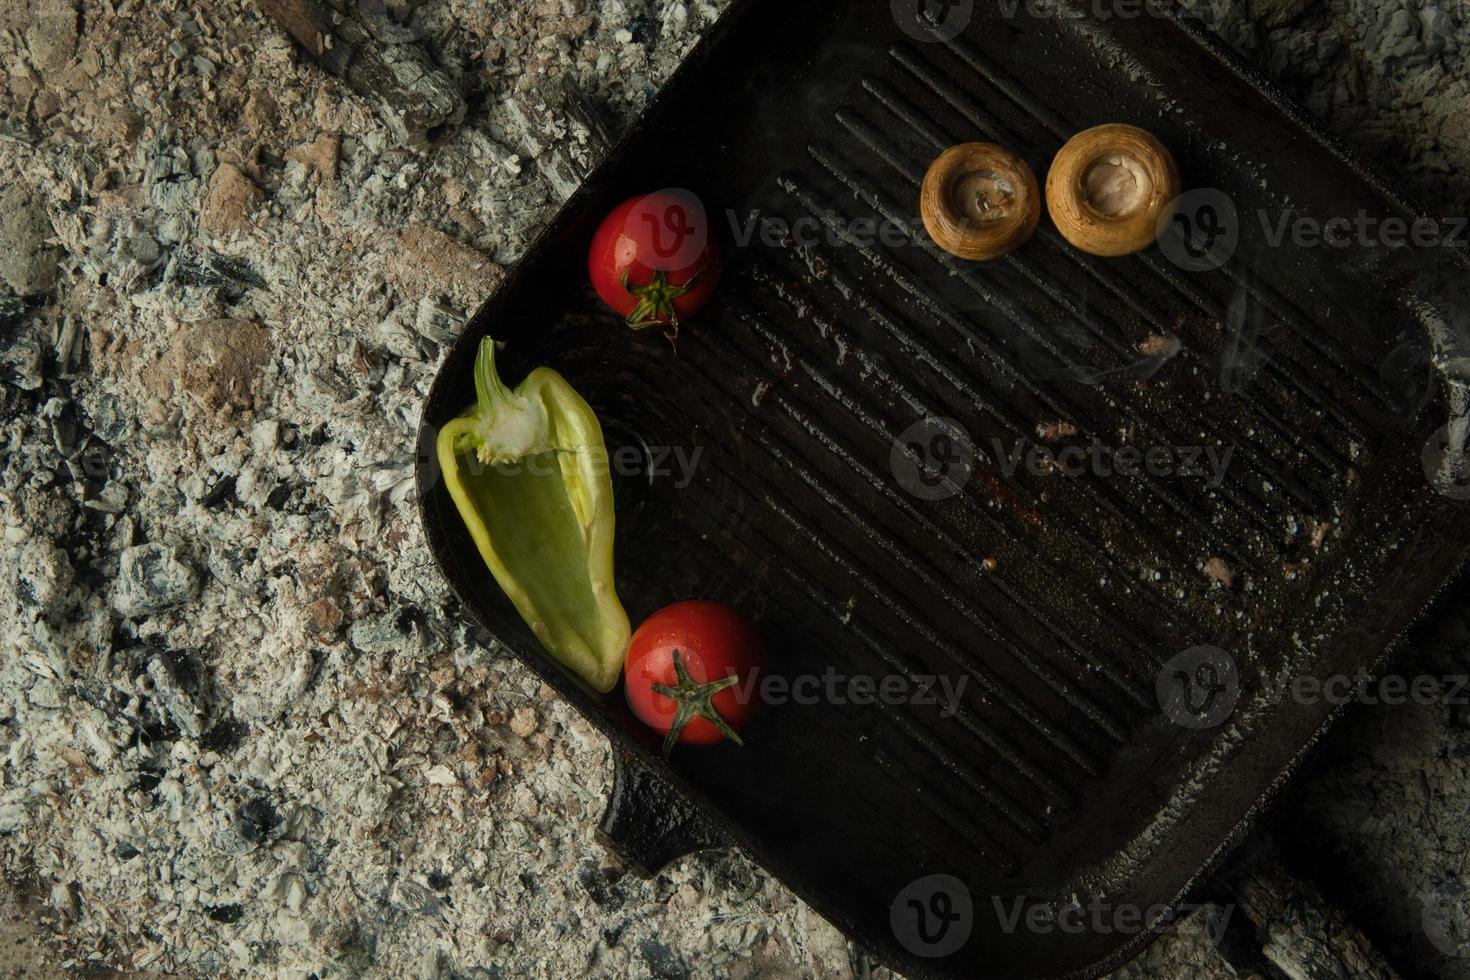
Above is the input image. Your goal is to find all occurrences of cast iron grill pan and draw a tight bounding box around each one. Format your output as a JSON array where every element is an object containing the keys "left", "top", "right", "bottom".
[{"left": 417, "top": 1, "right": 1470, "bottom": 976}]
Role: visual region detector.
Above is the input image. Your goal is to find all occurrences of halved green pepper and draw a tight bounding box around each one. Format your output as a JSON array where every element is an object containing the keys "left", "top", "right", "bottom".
[{"left": 436, "top": 338, "right": 630, "bottom": 692}]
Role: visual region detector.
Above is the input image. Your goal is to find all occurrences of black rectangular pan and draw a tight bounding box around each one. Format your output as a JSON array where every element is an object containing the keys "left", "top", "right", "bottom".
[{"left": 416, "top": 1, "right": 1470, "bottom": 976}]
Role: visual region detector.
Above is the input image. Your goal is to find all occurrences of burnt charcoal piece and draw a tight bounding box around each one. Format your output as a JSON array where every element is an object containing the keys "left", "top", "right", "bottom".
[
  {"left": 263, "top": 480, "right": 321, "bottom": 516},
  {"left": 574, "top": 861, "right": 623, "bottom": 910},
  {"left": 637, "top": 938, "right": 690, "bottom": 980},
  {"left": 234, "top": 797, "right": 283, "bottom": 846},
  {"left": 626, "top": 15, "right": 653, "bottom": 45},
  {"left": 201, "top": 717, "right": 249, "bottom": 755},
  {"left": 199, "top": 474, "right": 238, "bottom": 510},
  {"left": 134, "top": 769, "right": 163, "bottom": 804},
  {"left": 172, "top": 248, "right": 265, "bottom": 298},
  {"left": 113, "top": 544, "right": 200, "bottom": 618},
  {"left": 0, "top": 288, "right": 24, "bottom": 327},
  {"left": 141, "top": 650, "right": 206, "bottom": 741},
  {"left": 257, "top": 0, "right": 466, "bottom": 147},
  {"left": 205, "top": 903, "right": 244, "bottom": 924}
]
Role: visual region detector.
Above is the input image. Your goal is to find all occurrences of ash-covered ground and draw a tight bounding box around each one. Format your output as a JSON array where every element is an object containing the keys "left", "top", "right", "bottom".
[{"left": 0, "top": 0, "right": 1467, "bottom": 977}]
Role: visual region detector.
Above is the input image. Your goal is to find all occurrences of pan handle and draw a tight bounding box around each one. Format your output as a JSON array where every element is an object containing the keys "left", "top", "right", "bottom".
[{"left": 597, "top": 751, "right": 727, "bottom": 876}]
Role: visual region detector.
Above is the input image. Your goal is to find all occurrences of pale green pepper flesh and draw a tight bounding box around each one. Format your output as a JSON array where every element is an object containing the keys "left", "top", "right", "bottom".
[{"left": 437, "top": 339, "right": 629, "bottom": 693}]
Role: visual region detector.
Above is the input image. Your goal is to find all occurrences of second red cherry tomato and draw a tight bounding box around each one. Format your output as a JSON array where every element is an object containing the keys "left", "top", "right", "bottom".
[
  {"left": 624, "top": 600, "right": 762, "bottom": 754},
  {"left": 588, "top": 189, "right": 721, "bottom": 332}
]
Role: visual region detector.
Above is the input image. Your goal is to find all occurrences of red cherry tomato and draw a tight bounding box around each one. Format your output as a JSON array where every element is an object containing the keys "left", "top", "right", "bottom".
[
  {"left": 624, "top": 600, "right": 762, "bottom": 753},
  {"left": 588, "top": 189, "right": 721, "bottom": 333}
]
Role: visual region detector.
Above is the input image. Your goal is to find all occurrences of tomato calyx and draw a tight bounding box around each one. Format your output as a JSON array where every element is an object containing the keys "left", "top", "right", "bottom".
[
  {"left": 620, "top": 266, "right": 708, "bottom": 334},
  {"left": 649, "top": 648, "right": 744, "bottom": 757}
]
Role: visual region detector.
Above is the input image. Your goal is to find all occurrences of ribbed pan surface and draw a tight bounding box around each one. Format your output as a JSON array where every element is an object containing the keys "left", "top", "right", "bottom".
[{"left": 418, "top": 2, "right": 1470, "bottom": 976}]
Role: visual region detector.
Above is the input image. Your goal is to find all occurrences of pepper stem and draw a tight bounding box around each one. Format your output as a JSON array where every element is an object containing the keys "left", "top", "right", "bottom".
[
  {"left": 474, "top": 337, "right": 515, "bottom": 415},
  {"left": 651, "top": 648, "right": 744, "bottom": 757}
]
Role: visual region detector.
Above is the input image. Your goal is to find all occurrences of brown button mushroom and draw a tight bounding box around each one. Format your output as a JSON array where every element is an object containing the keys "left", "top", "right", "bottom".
[
  {"left": 1045, "top": 124, "right": 1180, "bottom": 257},
  {"left": 920, "top": 143, "right": 1041, "bottom": 261}
]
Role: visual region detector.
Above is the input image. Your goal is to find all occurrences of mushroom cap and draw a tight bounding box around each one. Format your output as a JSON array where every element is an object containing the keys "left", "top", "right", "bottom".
[
  {"left": 920, "top": 142, "right": 1041, "bottom": 262},
  {"left": 1045, "top": 123, "right": 1180, "bottom": 258}
]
